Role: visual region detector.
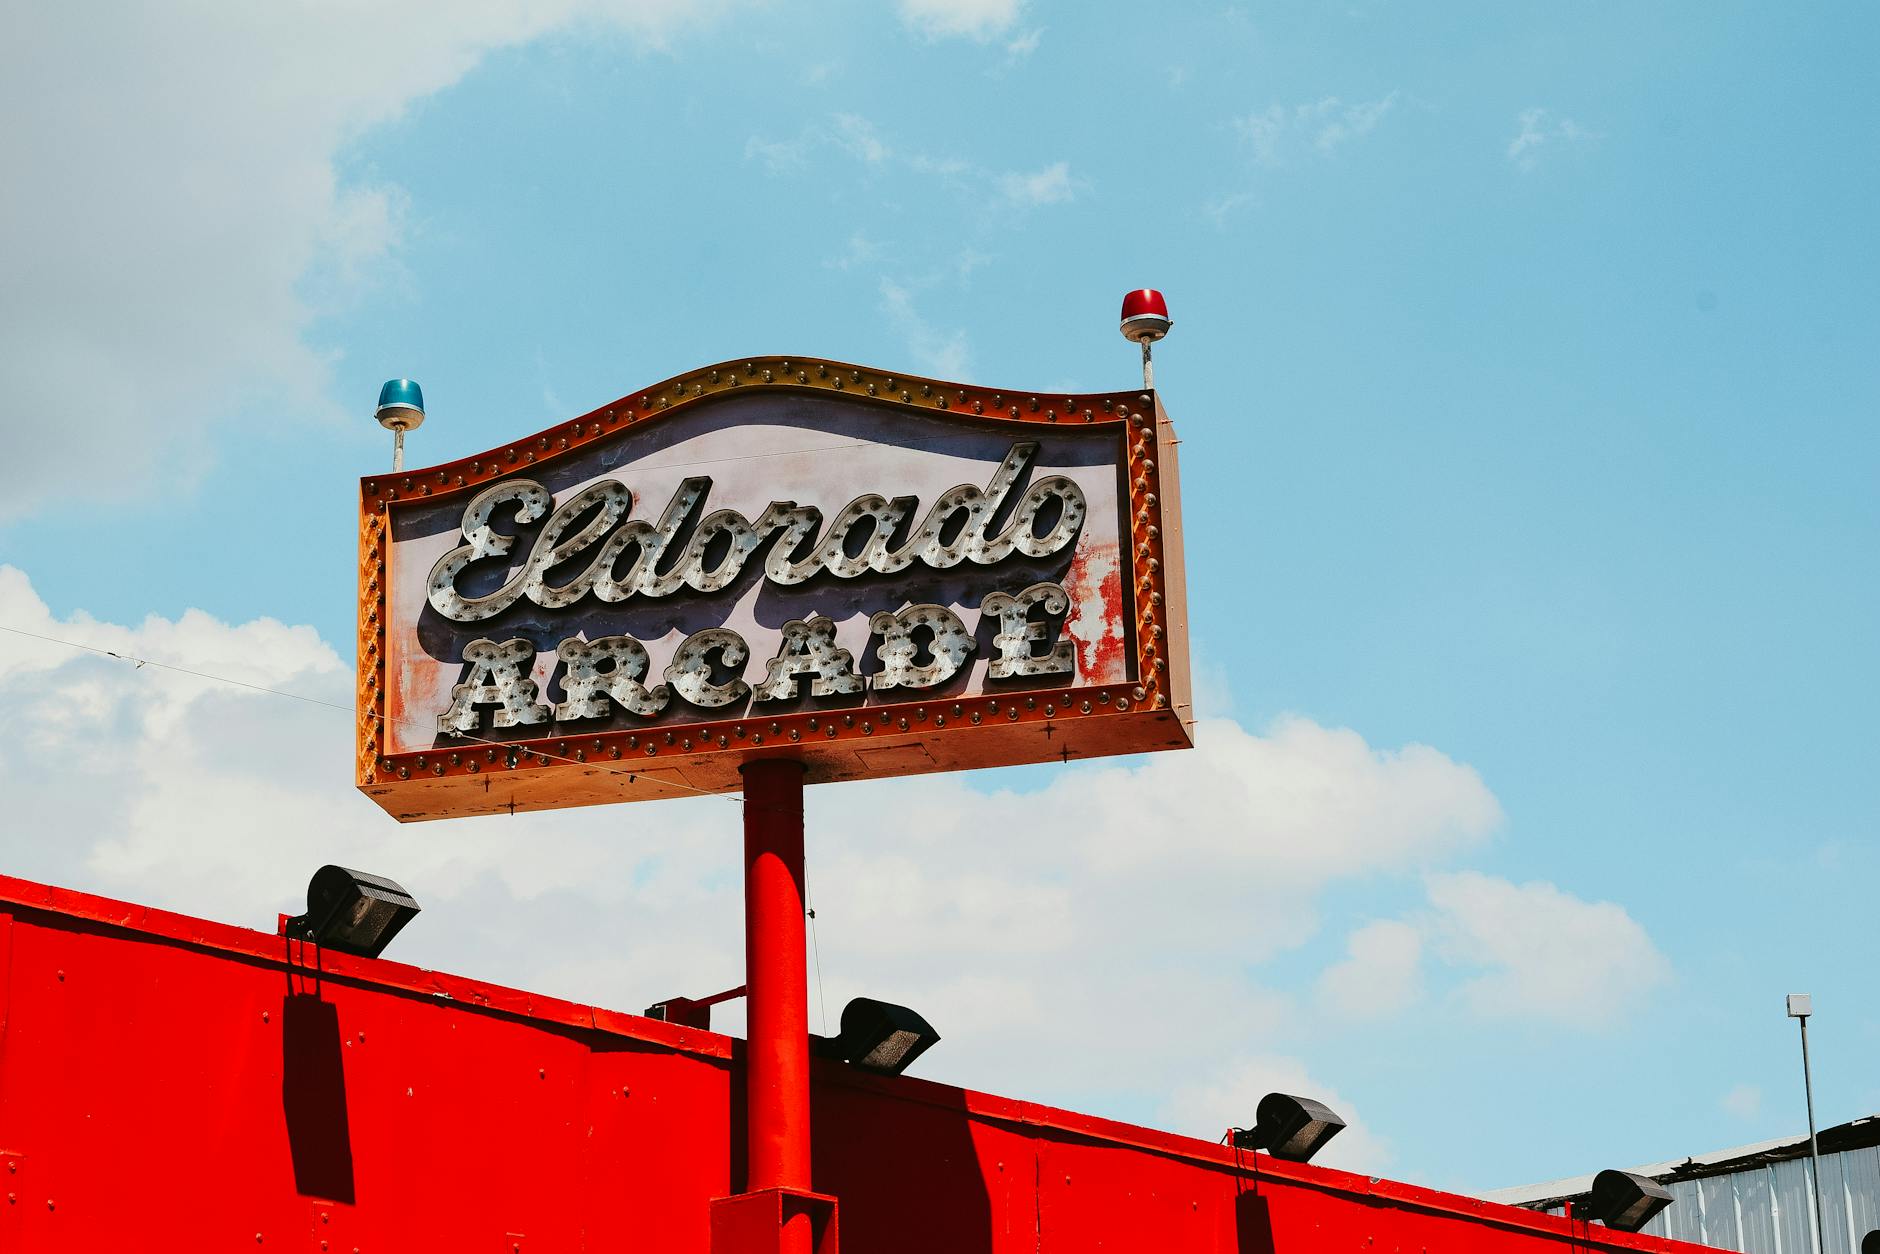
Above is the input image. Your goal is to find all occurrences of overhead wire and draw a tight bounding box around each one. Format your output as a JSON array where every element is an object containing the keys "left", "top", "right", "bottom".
[
  {"left": 806, "top": 874, "right": 829, "bottom": 1036},
  {"left": 0, "top": 622, "right": 363, "bottom": 715}
]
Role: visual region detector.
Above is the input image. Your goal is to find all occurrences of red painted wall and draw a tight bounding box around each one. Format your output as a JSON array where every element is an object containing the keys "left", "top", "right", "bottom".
[{"left": 0, "top": 877, "right": 1711, "bottom": 1253}]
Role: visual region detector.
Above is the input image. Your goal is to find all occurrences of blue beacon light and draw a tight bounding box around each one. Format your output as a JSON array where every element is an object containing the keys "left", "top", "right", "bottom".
[{"left": 376, "top": 379, "right": 425, "bottom": 470}]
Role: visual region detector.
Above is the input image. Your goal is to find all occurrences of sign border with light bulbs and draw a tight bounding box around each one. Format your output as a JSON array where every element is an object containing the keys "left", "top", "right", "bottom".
[{"left": 356, "top": 343, "right": 1190, "bottom": 822}]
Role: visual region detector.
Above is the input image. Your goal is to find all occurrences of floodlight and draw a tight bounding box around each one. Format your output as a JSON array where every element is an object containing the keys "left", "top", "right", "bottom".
[
  {"left": 1231, "top": 1093, "right": 1347, "bottom": 1163},
  {"left": 1787, "top": 993, "right": 1812, "bottom": 1018},
  {"left": 1585, "top": 1169, "right": 1673, "bottom": 1233},
  {"left": 828, "top": 997, "right": 940, "bottom": 1075},
  {"left": 1860, "top": 1229, "right": 1878, "bottom": 1254},
  {"left": 286, "top": 865, "right": 420, "bottom": 958}
]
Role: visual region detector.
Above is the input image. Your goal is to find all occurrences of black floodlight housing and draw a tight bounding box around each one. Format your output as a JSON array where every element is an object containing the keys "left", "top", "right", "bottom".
[
  {"left": 1861, "top": 1230, "right": 1879, "bottom": 1254},
  {"left": 827, "top": 997, "right": 940, "bottom": 1075},
  {"left": 1585, "top": 1169, "right": 1674, "bottom": 1233},
  {"left": 286, "top": 865, "right": 420, "bottom": 958},
  {"left": 1231, "top": 1093, "right": 1348, "bottom": 1163}
]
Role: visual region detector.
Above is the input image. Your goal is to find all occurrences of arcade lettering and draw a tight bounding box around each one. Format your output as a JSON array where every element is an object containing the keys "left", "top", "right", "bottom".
[{"left": 430, "top": 442, "right": 1085, "bottom": 733}]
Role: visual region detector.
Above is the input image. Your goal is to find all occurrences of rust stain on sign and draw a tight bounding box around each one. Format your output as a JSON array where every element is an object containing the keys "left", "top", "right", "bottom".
[{"left": 1062, "top": 539, "right": 1126, "bottom": 684}]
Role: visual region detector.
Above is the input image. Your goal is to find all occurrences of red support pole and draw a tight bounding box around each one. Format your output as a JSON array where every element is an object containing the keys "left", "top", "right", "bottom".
[{"left": 740, "top": 759, "right": 814, "bottom": 1253}]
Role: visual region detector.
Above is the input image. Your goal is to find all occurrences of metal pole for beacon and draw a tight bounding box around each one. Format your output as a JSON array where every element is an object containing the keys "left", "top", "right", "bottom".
[
  {"left": 1120, "top": 289, "right": 1172, "bottom": 390},
  {"left": 376, "top": 379, "right": 426, "bottom": 471}
]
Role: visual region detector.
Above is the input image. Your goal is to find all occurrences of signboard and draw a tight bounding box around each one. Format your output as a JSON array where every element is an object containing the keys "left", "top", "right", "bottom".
[{"left": 356, "top": 357, "right": 1191, "bottom": 820}]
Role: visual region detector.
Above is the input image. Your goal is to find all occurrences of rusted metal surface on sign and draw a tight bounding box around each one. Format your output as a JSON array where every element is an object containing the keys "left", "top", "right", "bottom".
[
  {"left": 356, "top": 356, "right": 1194, "bottom": 821},
  {"left": 0, "top": 875, "right": 1726, "bottom": 1254}
]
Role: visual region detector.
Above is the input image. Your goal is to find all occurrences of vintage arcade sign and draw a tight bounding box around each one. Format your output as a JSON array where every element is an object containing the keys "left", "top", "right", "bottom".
[{"left": 356, "top": 357, "right": 1192, "bottom": 820}]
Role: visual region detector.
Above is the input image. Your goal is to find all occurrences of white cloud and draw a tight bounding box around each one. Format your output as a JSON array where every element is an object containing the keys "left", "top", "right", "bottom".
[
  {"left": 907, "top": 153, "right": 975, "bottom": 179},
  {"left": 0, "top": 563, "right": 1510, "bottom": 1133},
  {"left": 747, "top": 116, "right": 893, "bottom": 175},
  {"left": 899, "top": 0, "right": 1024, "bottom": 41},
  {"left": 1202, "top": 189, "right": 1259, "bottom": 227},
  {"left": 1312, "top": 94, "right": 1397, "bottom": 152},
  {"left": 1061, "top": 716, "right": 1501, "bottom": 892},
  {"left": 832, "top": 113, "right": 891, "bottom": 164},
  {"left": 1189, "top": 650, "right": 1237, "bottom": 719},
  {"left": 1161, "top": 1056, "right": 1391, "bottom": 1173},
  {"left": 1005, "top": 28, "right": 1045, "bottom": 59},
  {"left": 0, "top": 2, "right": 733, "bottom": 522},
  {"left": 879, "top": 279, "right": 973, "bottom": 378},
  {"left": 1318, "top": 919, "right": 1423, "bottom": 1019},
  {"left": 1235, "top": 93, "right": 1399, "bottom": 165},
  {"left": 1721, "top": 1084, "right": 1762, "bottom": 1119},
  {"left": 825, "top": 232, "right": 884, "bottom": 272},
  {"left": 1424, "top": 871, "right": 1669, "bottom": 1024},
  {"left": 1507, "top": 107, "right": 1595, "bottom": 173},
  {"left": 953, "top": 246, "right": 993, "bottom": 281},
  {"left": 999, "top": 160, "right": 1079, "bottom": 207},
  {"left": 1318, "top": 872, "right": 1670, "bottom": 1028},
  {"left": 747, "top": 116, "right": 1076, "bottom": 221},
  {"left": 746, "top": 133, "right": 813, "bottom": 173}
]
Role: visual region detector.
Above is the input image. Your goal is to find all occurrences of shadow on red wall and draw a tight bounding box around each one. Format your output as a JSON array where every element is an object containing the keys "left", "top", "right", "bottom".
[
  {"left": 1237, "top": 1191, "right": 1276, "bottom": 1254},
  {"left": 815, "top": 1071, "right": 995, "bottom": 1250},
  {"left": 281, "top": 993, "right": 355, "bottom": 1204}
]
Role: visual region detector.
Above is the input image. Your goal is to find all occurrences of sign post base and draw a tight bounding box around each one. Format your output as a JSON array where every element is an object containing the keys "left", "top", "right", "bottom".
[{"left": 710, "top": 1188, "right": 839, "bottom": 1254}]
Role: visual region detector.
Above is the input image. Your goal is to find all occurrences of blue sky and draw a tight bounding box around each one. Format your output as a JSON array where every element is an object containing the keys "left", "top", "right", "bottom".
[{"left": 1, "top": 0, "right": 1875, "bottom": 1196}]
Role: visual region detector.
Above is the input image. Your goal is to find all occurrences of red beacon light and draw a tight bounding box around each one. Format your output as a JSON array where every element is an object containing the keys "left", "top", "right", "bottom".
[
  {"left": 1120, "top": 289, "right": 1172, "bottom": 343},
  {"left": 1119, "top": 288, "right": 1172, "bottom": 389}
]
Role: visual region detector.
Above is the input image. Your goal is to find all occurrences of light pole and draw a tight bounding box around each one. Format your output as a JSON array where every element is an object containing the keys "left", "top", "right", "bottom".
[{"left": 1788, "top": 993, "right": 1829, "bottom": 1253}]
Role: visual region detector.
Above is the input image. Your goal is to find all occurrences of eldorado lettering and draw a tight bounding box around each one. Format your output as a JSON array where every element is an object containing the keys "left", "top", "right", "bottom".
[{"left": 426, "top": 441, "right": 1085, "bottom": 622}]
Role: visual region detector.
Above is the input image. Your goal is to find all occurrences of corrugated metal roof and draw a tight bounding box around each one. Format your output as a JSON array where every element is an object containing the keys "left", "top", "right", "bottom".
[{"left": 1484, "top": 1117, "right": 1880, "bottom": 1209}]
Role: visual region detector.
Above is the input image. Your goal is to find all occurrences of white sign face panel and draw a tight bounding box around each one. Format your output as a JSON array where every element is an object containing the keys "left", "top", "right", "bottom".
[{"left": 357, "top": 359, "right": 1190, "bottom": 821}]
